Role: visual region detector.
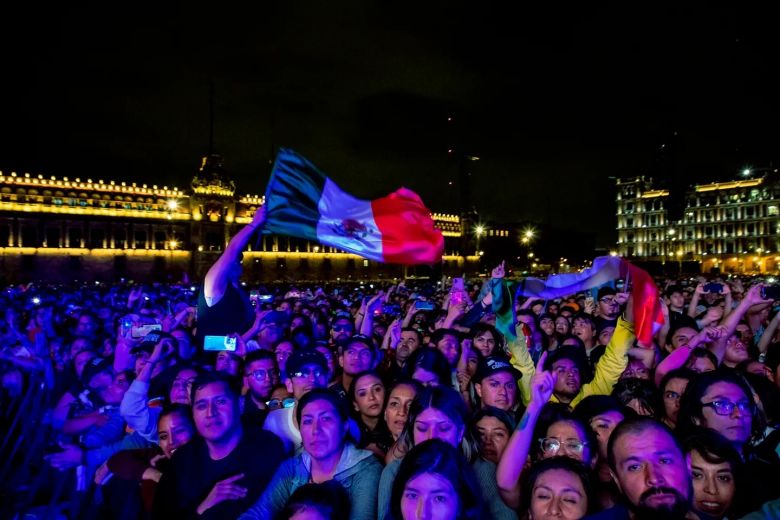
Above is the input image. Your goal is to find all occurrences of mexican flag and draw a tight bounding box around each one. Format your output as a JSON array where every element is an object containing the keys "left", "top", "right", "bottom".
[
  {"left": 516, "top": 256, "right": 664, "bottom": 347},
  {"left": 262, "top": 149, "right": 444, "bottom": 265}
]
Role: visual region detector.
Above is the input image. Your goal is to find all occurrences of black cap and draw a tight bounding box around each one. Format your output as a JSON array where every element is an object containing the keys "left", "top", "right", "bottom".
[
  {"left": 285, "top": 349, "right": 328, "bottom": 378},
  {"left": 131, "top": 331, "right": 178, "bottom": 354},
  {"left": 81, "top": 357, "right": 112, "bottom": 386},
  {"left": 474, "top": 356, "right": 521, "bottom": 383}
]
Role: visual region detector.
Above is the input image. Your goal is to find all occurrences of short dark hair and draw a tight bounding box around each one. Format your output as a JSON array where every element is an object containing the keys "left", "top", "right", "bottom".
[
  {"left": 611, "top": 378, "right": 661, "bottom": 417},
  {"left": 404, "top": 347, "right": 452, "bottom": 387},
  {"left": 659, "top": 368, "right": 696, "bottom": 394},
  {"left": 573, "top": 395, "right": 631, "bottom": 425},
  {"left": 158, "top": 403, "right": 194, "bottom": 426},
  {"left": 400, "top": 327, "right": 423, "bottom": 345},
  {"left": 572, "top": 313, "right": 596, "bottom": 331},
  {"left": 665, "top": 285, "right": 684, "bottom": 298},
  {"left": 244, "top": 349, "right": 277, "bottom": 372},
  {"left": 296, "top": 387, "right": 350, "bottom": 427},
  {"left": 682, "top": 428, "right": 742, "bottom": 478},
  {"left": 190, "top": 372, "right": 240, "bottom": 405},
  {"left": 470, "top": 406, "right": 516, "bottom": 435},
  {"left": 279, "top": 481, "right": 350, "bottom": 520},
  {"left": 607, "top": 417, "right": 681, "bottom": 471},
  {"left": 430, "top": 328, "right": 460, "bottom": 347},
  {"left": 521, "top": 457, "right": 596, "bottom": 515},
  {"left": 390, "top": 440, "right": 486, "bottom": 520},
  {"left": 685, "top": 348, "right": 719, "bottom": 370}
]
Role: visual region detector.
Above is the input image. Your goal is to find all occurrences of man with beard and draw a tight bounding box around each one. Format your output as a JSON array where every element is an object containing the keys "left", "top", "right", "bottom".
[
  {"left": 329, "top": 312, "right": 355, "bottom": 347},
  {"left": 586, "top": 417, "right": 692, "bottom": 519}
]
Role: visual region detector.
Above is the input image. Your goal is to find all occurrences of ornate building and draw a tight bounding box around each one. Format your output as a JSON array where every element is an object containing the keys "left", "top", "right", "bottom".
[
  {"left": 0, "top": 156, "right": 475, "bottom": 283},
  {"left": 616, "top": 172, "right": 780, "bottom": 273}
]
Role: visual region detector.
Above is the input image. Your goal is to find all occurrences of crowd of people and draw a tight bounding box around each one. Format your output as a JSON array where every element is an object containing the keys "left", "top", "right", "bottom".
[{"left": 1, "top": 209, "right": 780, "bottom": 519}]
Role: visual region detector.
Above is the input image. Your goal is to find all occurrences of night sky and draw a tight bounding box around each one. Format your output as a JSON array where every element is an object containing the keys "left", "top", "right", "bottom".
[{"left": 2, "top": 3, "right": 777, "bottom": 250}]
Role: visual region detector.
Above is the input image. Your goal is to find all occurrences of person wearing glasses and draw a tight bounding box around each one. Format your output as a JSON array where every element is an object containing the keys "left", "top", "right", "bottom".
[
  {"left": 594, "top": 287, "right": 626, "bottom": 330},
  {"left": 330, "top": 312, "right": 355, "bottom": 346},
  {"left": 678, "top": 370, "right": 780, "bottom": 513},
  {"left": 241, "top": 350, "right": 279, "bottom": 427},
  {"left": 263, "top": 349, "right": 329, "bottom": 455},
  {"left": 497, "top": 352, "right": 596, "bottom": 509}
]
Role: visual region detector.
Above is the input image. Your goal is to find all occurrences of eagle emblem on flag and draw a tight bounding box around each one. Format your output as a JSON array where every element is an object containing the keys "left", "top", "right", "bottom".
[{"left": 332, "top": 219, "right": 370, "bottom": 239}]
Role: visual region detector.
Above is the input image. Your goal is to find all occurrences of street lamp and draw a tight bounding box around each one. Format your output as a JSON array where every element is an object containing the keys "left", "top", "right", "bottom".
[{"left": 741, "top": 166, "right": 778, "bottom": 178}]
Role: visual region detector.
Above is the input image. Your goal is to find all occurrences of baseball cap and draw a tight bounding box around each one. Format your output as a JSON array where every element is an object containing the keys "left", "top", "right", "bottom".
[
  {"left": 261, "top": 310, "right": 289, "bottom": 327},
  {"left": 474, "top": 356, "right": 521, "bottom": 383},
  {"left": 285, "top": 349, "right": 328, "bottom": 378},
  {"left": 81, "top": 357, "right": 112, "bottom": 386},
  {"left": 560, "top": 303, "right": 580, "bottom": 313},
  {"left": 131, "top": 331, "right": 178, "bottom": 354}
]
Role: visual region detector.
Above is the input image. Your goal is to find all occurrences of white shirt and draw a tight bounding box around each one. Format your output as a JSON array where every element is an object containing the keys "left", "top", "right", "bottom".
[{"left": 262, "top": 406, "right": 301, "bottom": 455}]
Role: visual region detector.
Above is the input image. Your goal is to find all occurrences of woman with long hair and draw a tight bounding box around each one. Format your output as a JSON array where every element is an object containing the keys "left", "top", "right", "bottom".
[
  {"left": 348, "top": 370, "right": 393, "bottom": 459},
  {"left": 377, "top": 386, "right": 516, "bottom": 520},
  {"left": 677, "top": 370, "right": 779, "bottom": 514},
  {"left": 389, "top": 440, "right": 486, "bottom": 520}
]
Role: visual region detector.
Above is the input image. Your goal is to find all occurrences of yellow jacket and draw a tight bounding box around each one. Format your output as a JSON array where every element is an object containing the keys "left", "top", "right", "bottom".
[{"left": 507, "top": 318, "right": 635, "bottom": 409}]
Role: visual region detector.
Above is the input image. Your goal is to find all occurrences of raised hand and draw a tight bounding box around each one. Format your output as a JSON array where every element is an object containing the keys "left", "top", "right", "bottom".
[
  {"left": 529, "top": 352, "right": 557, "bottom": 410},
  {"left": 491, "top": 261, "right": 506, "bottom": 280},
  {"left": 745, "top": 284, "right": 772, "bottom": 305},
  {"left": 702, "top": 305, "right": 724, "bottom": 325}
]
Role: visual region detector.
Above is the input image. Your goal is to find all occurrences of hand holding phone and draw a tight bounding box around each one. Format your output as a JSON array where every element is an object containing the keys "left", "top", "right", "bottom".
[
  {"left": 203, "top": 335, "right": 237, "bottom": 351},
  {"left": 130, "top": 323, "right": 162, "bottom": 339},
  {"left": 414, "top": 300, "right": 436, "bottom": 311},
  {"left": 761, "top": 285, "right": 780, "bottom": 300}
]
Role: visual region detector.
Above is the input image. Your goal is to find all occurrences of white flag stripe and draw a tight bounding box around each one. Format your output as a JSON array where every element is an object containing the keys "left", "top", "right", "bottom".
[{"left": 315, "top": 178, "right": 384, "bottom": 261}]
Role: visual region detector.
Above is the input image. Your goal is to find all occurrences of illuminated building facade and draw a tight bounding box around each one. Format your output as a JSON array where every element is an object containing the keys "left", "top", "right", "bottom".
[
  {"left": 0, "top": 155, "right": 474, "bottom": 283},
  {"left": 616, "top": 173, "right": 780, "bottom": 273}
]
